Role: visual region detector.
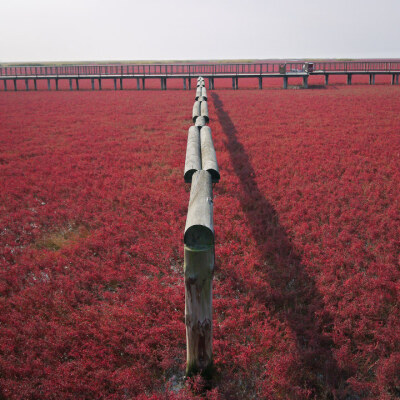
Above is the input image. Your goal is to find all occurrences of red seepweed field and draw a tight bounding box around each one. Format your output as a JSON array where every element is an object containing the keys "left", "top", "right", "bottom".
[{"left": 0, "top": 81, "right": 399, "bottom": 399}]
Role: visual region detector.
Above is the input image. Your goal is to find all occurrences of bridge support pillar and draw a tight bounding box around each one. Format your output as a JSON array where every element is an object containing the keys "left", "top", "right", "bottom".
[
  {"left": 120, "top": 78, "right": 123, "bottom": 90},
  {"left": 55, "top": 79, "right": 59, "bottom": 91},
  {"left": 47, "top": 79, "right": 50, "bottom": 91},
  {"left": 76, "top": 78, "right": 79, "bottom": 90},
  {"left": 391, "top": 74, "right": 396, "bottom": 85},
  {"left": 232, "top": 77, "right": 235, "bottom": 90},
  {"left": 4, "top": 80, "right": 7, "bottom": 91},
  {"left": 142, "top": 78, "right": 145, "bottom": 90},
  {"left": 34, "top": 79, "right": 37, "bottom": 91},
  {"left": 347, "top": 74, "right": 352, "bottom": 85},
  {"left": 283, "top": 76, "right": 288, "bottom": 89},
  {"left": 113, "top": 79, "right": 117, "bottom": 90},
  {"left": 25, "top": 79, "right": 29, "bottom": 91},
  {"left": 183, "top": 78, "right": 187, "bottom": 90},
  {"left": 189, "top": 78, "right": 191, "bottom": 90},
  {"left": 161, "top": 78, "right": 167, "bottom": 90},
  {"left": 14, "top": 79, "right": 17, "bottom": 91},
  {"left": 236, "top": 77, "right": 239, "bottom": 89},
  {"left": 91, "top": 78, "right": 95, "bottom": 90},
  {"left": 258, "top": 76, "right": 262, "bottom": 89},
  {"left": 370, "top": 74, "right": 375, "bottom": 85},
  {"left": 69, "top": 79, "right": 72, "bottom": 90},
  {"left": 396, "top": 74, "right": 399, "bottom": 85},
  {"left": 98, "top": 78, "right": 102, "bottom": 90},
  {"left": 303, "top": 76, "right": 308, "bottom": 88},
  {"left": 137, "top": 78, "right": 140, "bottom": 90},
  {"left": 325, "top": 74, "right": 329, "bottom": 85}
]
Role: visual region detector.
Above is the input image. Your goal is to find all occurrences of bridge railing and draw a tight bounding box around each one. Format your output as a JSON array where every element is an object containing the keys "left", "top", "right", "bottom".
[
  {"left": 1, "top": 62, "right": 400, "bottom": 77},
  {"left": 314, "top": 61, "right": 400, "bottom": 72}
]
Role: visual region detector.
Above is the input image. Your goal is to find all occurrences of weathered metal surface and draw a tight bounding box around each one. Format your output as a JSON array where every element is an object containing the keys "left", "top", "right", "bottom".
[
  {"left": 200, "top": 87, "right": 207, "bottom": 99},
  {"left": 200, "top": 101, "right": 209, "bottom": 122},
  {"left": 195, "top": 116, "right": 206, "bottom": 127},
  {"left": 184, "top": 126, "right": 201, "bottom": 183},
  {"left": 192, "top": 101, "right": 201, "bottom": 122},
  {"left": 200, "top": 126, "right": 219, "bottom": 183},
  {"left": 184, "top": 170, "right": 214, "bottom": 247}
]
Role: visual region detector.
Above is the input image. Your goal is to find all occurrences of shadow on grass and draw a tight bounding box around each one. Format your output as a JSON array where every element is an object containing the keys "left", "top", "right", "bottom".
[{"left": 211, "top": 92, "right": 353, "bottom": 399}]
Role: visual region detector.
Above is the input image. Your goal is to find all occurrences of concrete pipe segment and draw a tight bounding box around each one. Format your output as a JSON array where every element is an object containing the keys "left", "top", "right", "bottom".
[
  {"left": 192, "top": 101, "right": 201, "bottom": 122},
  {"left": 200, "top": 126, "right": 219, "bottom": 183},
  {"left": 184, "top": 126, "right": 201, "bottom": 183},
  {"left": 195, "top": 86, "right": 202, "bottom": 100},
  {"left": 195, "top": 116, "right": 206, "bottom": 127},
  {"left": 200, "top": 87, "right": 207, "bottom": 100},
  {"left": 200, "top": 101, "right": 209, "bottom": 122}
]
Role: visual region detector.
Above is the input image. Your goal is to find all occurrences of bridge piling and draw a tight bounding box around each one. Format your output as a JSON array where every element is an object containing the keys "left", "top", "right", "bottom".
[
  {"left": 325, "top": 74, "right": 329, "bottom": 85},
  {"left": 91, "top": 79, "right": 94, "bottom": 90},
  {"left": 47, "top": 79, "right": 50, "bottom": 90},
  {"left": 184, "top": 78, "right": 187, "bottom": 90},
  {"left": 34, "top": 79, "right": 37, "bottom": 91},
  {"left": 283, "top": 76, "right": 288, "bottom": 89},
  {"left": 25, "top": 79, "right": 29, "bottom": 91},
  {"left": 137, "top": 78, "right": 140, "bottom": 90},
  {"left": 113, "top": 79, "right": 117, "bottom": 90},
  {"left": 98, "top": 78, "right": 102, "bottom": 90},
  {"left": 142, "top": 78, "right": 145, "bottom": 90},
  {"left": 391, "top": 74, "right": 396, "bottom": 85},
  {"left": 120, "top": 78, "right": 123, "bottom": 90},
  {"left": 69, "top": 79, "right": 72, "bottom": 90},
  {"left": 347, "top": 74, "right": 352, "bottom": 85},
  {"left": 303, "top": 76, "right": 308, "bottom": 88},
  {"left": 396, "top": 74, "right": 399, "bottom": 85},
  {"left": 56, "top": 79, "right": 59, "bottom": 91},
  {"left": 14, "top": 79, "right": 17, "bottom": 91},
  {"left": 4, "top": 80, "right": 7, "bottom": 91},
  {"left": 370, "top": 74, "right": 375, "bottom": 85},
  {"left": 258, "top": 76, "right": 262, "bottom": 89},
  {"left": 76, "top": 78, "right": 79, "bottom": 90}
]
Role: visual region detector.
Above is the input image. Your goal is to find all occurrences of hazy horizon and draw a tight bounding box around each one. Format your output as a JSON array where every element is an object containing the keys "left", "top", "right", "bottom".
[{"left": 1, "top": 0, "right": 399, "bottom": 63}]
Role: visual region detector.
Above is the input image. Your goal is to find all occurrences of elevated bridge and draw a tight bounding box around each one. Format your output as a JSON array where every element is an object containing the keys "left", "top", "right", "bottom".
[{"left": 1, "top": 61, "right": 399, "bottom": 91}]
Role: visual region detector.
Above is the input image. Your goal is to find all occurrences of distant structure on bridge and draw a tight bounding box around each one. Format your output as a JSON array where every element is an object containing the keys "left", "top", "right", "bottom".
[{"left": 1, "top": 61, "right": 399, "bottom": 91}]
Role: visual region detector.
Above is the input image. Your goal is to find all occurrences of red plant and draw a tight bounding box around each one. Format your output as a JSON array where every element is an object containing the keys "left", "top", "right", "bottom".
[{"left": 0, "top": 83, "right": 399, "bottom": 399}]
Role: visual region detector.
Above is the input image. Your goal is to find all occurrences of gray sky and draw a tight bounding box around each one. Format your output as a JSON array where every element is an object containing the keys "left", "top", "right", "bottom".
[{"left": 1, "top": 0, "right": 399, "bottom": 62}]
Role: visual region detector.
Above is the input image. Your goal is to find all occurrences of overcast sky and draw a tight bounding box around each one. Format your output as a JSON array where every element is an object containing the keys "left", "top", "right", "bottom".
[{"left": 1, "top": 0, "right": 399, "bottom": 62}]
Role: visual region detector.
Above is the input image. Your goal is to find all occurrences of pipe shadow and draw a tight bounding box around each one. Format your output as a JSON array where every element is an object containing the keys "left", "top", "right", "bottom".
[{"left": 211, "top": 92, "right": 352, "bottom": 399}]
